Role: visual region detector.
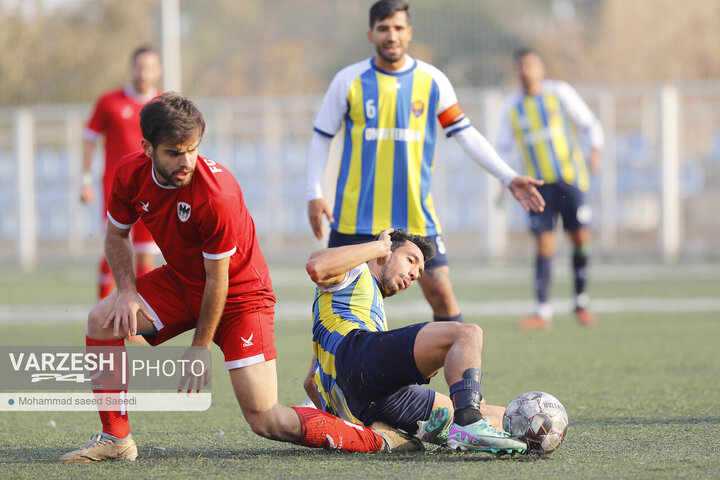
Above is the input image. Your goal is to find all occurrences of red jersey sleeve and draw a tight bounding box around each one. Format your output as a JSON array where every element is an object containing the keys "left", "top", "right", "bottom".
[
  {"left": 84, "top": 95, "right": 108, "bottom": 140},
  {"left": 197, "top": 195, "right": 242, "bottom": 260},
  {"left": 106, "top": 162, "right": 140, "bottom": 229}
]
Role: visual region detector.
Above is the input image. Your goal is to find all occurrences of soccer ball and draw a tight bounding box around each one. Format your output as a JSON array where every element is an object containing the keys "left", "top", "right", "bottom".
[{"left": 502, "top": 391, "right": 568, "bottom": 454}]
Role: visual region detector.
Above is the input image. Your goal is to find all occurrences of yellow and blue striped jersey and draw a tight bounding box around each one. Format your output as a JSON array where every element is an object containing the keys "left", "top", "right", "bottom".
[
  {"left": 496, "top": 80, "right": 604, "bottom": 192},
  {"left": 311, "top": 264, "right": 387, "bottom": 422},
  {"left": 313, "top": 56, "right": 470, "bottom": 236}
]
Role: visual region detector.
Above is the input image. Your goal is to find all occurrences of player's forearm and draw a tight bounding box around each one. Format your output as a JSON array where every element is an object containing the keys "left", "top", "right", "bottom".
[
  {"left": 303, "top": 355, "right": 323, "bottom": 409},
  {"left": 81, "top": 139, "right": 97, "bottom": 188},
  {"left": 454, "top": 127, "right": 518, "bottom": 186},
  {"left": 306, "top": 241, "right": 389, "bottom": 286},
  {"left": 82, "top": 139, "right": 96, "bottom": 174},
  {"left": 192, "top": 272, "right": 229, "bottom": 348},
  {"left": 105, "top": 232, "right": 136, "bottom": 292},
  {"left": 306, "top": 132, "right": 332, "bottom": 200}
]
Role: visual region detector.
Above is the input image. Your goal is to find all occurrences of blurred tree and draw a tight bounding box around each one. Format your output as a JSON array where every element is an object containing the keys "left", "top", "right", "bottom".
[
  {"left": 529, "top": 0, "right": 720, "bottom": 84},
  {"left": 0, "top": 0, "right": 157, "bottom": 105},
  {"left": 2, "top": 0, "right": 720, "bottom": 106}
]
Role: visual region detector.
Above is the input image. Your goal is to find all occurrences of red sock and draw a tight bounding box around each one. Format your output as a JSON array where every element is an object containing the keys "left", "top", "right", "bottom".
[
  {"left": 292, "top": 407, "right": 383, "bottom": 452},
  {"left": 86, "top": 335, "right": 130, "bottom": 438},
  {"left": 98, "top": 258, "right": 114, "bottom": 300}
]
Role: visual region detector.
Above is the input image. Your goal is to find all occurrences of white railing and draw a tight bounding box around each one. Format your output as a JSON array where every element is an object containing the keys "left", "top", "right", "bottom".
[{"left": 2, "top": 82, "right": 719, "bottom": 268}]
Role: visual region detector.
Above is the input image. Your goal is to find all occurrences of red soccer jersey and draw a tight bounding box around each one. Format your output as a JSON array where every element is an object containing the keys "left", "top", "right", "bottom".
[
  {"left": 106, "top": 151, "right": 274, "bottom": 302},
  {"left": 85, "top": 86, "right": 158, "bottom": 201}
]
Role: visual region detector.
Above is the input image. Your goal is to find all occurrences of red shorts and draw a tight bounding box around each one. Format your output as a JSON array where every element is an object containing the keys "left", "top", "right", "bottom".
[{"left": 135, "top": 265, "right": 277, "bottom": 369}]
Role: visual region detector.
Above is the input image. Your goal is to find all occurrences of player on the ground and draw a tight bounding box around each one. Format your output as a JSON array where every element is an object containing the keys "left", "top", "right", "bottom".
[
  {"left": 306, "top": 0, "right": 545, "bottom": 325},
  {"left": 82, "top": 46, "right": 161, "bottom": 300},
  {"left": 303, "top": 228, "right": 527, "bottom": 455},
  {"left": 495, "top": 48, "right": 604, "bottom": 330},
  {"left": 61, "top": 93, "right": 412, "bottom": 463}
]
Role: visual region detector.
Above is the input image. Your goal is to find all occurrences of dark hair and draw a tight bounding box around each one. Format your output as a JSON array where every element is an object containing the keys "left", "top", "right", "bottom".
[
  {"left": 131, "top": 45, "right": 159, "bottom": 63},
  {"left": 513, "top": 47, "right": 542, "bottom": 64},
  {"left": 140, "top": 92, "right": 205, "bottom": 148},
  {"left": 388, "top": 229, "right": 435, "bottom": 263},
  {"left": 369, "top": 0, "right": 409, "bottom": 29}
]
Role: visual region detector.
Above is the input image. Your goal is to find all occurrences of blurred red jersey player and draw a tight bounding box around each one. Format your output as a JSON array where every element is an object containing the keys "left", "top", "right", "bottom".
[{"left": 81, "top": 46, "right": 162, "bottom": 299}]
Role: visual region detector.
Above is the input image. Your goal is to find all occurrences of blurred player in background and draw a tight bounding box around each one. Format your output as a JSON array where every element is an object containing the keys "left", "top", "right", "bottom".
[
  {"left": 304, "top": 228, "right": 526, "bottom": 455},
  {"left": 306, "top": 0, "right": 545, "bottom": 326},
  {"left": 61, "top": 93, "right": 407, "bottom": 463},
  {"left": 81, "top": 46, "right": 161, "bottom": 300},
  {"left": 496, "top": 48, "right": 604, "bottom": 330}
]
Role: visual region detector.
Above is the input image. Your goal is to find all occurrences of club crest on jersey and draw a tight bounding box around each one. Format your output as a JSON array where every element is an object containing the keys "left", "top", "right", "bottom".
[
  {"left": 411, "top": 100, "right": 425, "bottom": 118},
  {"left": 177, "top": 202, "right": 191, "bottom": 222}
]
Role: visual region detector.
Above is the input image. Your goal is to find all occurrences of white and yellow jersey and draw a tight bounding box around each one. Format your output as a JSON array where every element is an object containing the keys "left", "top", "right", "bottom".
[
  {"left": 496, "top": 80, "right": 604, "bottom": 192},
  {"left": 311, "top": 263, "right": 386, "bottom": 422},
  {"left": 313, "top": 55, "right": 470, "bottom": 236}
]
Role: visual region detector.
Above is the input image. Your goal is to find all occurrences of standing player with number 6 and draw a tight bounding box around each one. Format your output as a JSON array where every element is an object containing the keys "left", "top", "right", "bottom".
[{"left": 307, "top": 0, "right": 545, "bottom": 325}]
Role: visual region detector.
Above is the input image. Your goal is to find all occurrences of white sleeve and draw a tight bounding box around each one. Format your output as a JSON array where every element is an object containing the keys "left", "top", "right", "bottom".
[
  {"left": 417, "top": 60, "right": 471, "bottom": 137},
  {"left": 82, "top": 127, "right": 100, "bottom": 142},
  {"left": 554, "top": 81, "right": 604, "bottom": 149},
  {"left": 454, "top": 126, "right": 519, "bottom": 186},
  {"left": 313, "top": 66, "right": 357, "bottom": 137},
  {"left": 318, "top": 264, "right": 366, "bottom": 292},
  {"left": 306, "top": 132, "right": 332, "bottom": 201},
  {"left": 495, "top": 97, "right": 518, "bottom": 161}
]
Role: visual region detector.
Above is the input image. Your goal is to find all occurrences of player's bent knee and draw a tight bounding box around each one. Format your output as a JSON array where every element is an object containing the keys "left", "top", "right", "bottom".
[
  {"left": 86, "top": 305, "right": 107, "bottom": 338},
  {"left": 461, "top": 323, "right": 483, "bottom": 344}
]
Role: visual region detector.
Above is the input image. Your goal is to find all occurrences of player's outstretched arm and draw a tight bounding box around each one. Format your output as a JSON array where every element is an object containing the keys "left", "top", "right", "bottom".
[
  {"left": 508, "top": 176, "right": 546, "bottom": 213},
  {"left": 452, "top": 126, "right": 546, "bottom": 213},
  {"left": 306, "top": 229, "right": 393, "bottom": 287}
]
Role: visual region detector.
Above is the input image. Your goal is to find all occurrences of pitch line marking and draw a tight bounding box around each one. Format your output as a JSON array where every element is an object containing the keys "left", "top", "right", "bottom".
[{"left": 2, "top": 297, "right": 719, "bottom": 324}]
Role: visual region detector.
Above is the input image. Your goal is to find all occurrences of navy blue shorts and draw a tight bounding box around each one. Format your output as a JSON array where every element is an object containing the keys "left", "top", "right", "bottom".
[
  {"left": 334, "top": 323, "right": 435, "bottom": 434},
  {"left": 328, "top": 230, "right": 449, "bottom": 270},
  {"left": 530, "top": 181, "right": 591, "bottom": 235}
]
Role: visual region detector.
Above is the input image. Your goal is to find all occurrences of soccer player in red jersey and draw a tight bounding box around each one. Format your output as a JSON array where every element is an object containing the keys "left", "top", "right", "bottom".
[
  {"left": 81, "top": 46, "right": 162, "bottom": 300},
  {"left": 61, "top": 93, "right": 403, "bottom": 463}
]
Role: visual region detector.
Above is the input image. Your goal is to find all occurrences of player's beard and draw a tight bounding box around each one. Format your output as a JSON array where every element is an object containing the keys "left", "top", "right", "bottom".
[
  {"left": 379, "top": 265, "right": 400, "bottom": 298},
  {"left": 153, "top": 156, "right": 195, "bottom": 188},
  {"left": 376, "top": 43, "right": 404, "bottom": 65}
]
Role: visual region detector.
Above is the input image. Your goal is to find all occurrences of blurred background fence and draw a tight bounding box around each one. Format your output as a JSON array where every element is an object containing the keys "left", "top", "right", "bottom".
[{"left": 1, "top": 0, "right": 719, "bottom": 267}]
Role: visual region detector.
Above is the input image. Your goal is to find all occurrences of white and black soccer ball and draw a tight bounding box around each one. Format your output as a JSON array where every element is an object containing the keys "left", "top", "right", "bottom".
[{"left": 502, "top": 391, "right": 569, "bottom": 454}]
